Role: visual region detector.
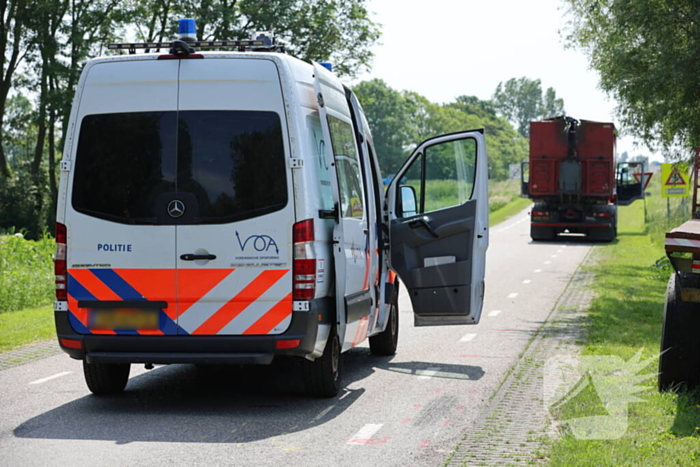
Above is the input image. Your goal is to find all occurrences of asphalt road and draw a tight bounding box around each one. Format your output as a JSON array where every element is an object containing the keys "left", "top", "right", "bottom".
[{"left": 0, "top": 209, "right": 593, "bottom": 467}]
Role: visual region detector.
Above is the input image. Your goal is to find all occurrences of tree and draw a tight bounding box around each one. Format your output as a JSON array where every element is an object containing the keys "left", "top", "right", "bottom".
[
  {"left": 0, "top": 0, "right": 31, "bottom": 177},
  {"left": 492, "top": 77, "right": 565, "bottom": 137},
  {"left": 563, "top": 0, "right": 700, "bottom": 153},
  {"left": 125, "top": 0, "right": 380, "bottom": 78}
]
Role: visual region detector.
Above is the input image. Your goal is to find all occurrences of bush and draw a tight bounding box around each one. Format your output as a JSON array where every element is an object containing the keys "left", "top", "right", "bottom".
[{"left": 0, "top": 234, "right": 55, "bottom": 313}]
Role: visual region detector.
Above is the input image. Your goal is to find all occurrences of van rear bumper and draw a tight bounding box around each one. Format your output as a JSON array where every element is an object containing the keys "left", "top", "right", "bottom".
[{"left": 54, "top": 297, "right": 333, "bottom": 364}]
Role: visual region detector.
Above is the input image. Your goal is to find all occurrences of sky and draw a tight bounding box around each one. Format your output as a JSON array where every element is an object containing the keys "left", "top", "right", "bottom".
[{"left": 354, "top": 0, "right": 658, "bottom": 161}]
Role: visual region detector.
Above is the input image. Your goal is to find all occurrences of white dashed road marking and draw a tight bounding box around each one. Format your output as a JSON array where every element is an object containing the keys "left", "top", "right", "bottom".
[
  {"left": 29, "top": 371, "right": 72, "bottom": 385},
  {"left": 534, "top": 269, "right": 542, "bottom": 273},
  {"left": 460, "top": 333, "right": 477, "bottom": 342},
  {"left": 507, "top": 293, "right": 519, "bottom": 299},
  {"left": 544, "top": 261, "right": 551, "bottom": 265},
  {"left": 523, "top": 279, "right": 532, "bottom": 284},
  {"left": 551, "top": 255, "right": 558, "bottom": 258},
  {"left": 418, "top": 367, "right": 442, "bottom": 380},
  {"left": 347, "top": 424, "right": 384, "bottom": 444},
  {"left": 488, "top": 310, "right": 502, "bottom": 317}
]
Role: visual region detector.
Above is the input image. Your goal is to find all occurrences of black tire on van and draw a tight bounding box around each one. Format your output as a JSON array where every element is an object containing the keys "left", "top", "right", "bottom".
[
  {"left": 658, "top": 273, "right": 700, "bottom": 392},
  {"left": 83, "top": 361, "right": 130, "bottom": 395},
  {"left": 303, "top": 326, "right": 342, "bottom": 398},
  {"left": 369, "top": 282, "right": 399, "bottom": 356}
]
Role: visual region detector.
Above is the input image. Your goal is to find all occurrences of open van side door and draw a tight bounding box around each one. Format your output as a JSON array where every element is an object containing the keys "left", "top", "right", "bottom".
[
  {"left": 616, "top": 162, "right": 645, "bottom": 205},
  {"left": 386, "top": 131, "right": 489, "bottom": 326}
]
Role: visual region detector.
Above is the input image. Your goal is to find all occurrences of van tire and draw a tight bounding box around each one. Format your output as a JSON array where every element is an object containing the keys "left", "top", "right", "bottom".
[
  {"left": 658, "top": 273, "right": 700, "bottom": 392},
  {"left": 303, "top": 326, "right": 342, "bottom": 398},
  {"left": 369, "top": 282, "right": 399, "bottom": 356},
  {"left": 83, "top": 361, "right": 130, "bottom": 395}
]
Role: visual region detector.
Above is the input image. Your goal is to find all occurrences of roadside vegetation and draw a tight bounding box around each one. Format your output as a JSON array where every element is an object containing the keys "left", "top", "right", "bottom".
[
  {"left": 547, "top": 188, "right": 700, "bottom": 465},
  {"left": 0, "top": 233, "right": 55, "bottom": 350}
]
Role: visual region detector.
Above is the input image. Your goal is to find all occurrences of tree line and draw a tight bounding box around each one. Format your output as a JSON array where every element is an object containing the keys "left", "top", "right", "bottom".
[{"left": 0, "top": 0, "right": 565, "bottom": 238}]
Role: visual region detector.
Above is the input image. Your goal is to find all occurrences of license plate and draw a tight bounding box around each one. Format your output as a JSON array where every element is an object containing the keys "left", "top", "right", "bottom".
[{"left": 90, "top": 309, "right": 159, "bottom": 330}]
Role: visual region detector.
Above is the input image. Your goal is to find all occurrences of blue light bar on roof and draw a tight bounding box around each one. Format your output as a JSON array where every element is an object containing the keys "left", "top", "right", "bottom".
[
  {"left": 319, "top": 62, "right": 333, "bottom": 72},
  {"left": 178, "top": 18, "right": 197, "bottom": 41}
]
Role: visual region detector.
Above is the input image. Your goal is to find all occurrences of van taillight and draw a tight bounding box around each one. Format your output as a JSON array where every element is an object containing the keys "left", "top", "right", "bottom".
[
  {"left": 55, "top": 223, "right": 67, "bottom": 301},
  {"left": 293, "top": 219, "right": 316, "bottom": 301}
]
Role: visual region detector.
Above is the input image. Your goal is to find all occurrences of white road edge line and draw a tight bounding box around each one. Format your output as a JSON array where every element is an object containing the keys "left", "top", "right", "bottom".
[
  {"left": 347, "top": 424, "right": 383, "bottom": 444},
  {"left": 418, "top": 367, "right": 442, "bottom": 380},
  {"left": 460, "top": 333, "right": 477, "bottom": 342},
  {"left": 29, "top": 371, "right": 72, "bottom": 385},
  {"left": 312, "top": 405, "right": 336, "bottom": 423},
  {"left": 507, "top": 292, "right": 519, "bottom": 299},
  {"left": 488, "top": 310, "right": 502, "bottom": 317}
]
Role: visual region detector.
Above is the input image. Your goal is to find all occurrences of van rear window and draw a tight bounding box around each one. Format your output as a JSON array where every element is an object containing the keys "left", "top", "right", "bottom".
[{"left": 72, "top": 111, "right": 287, "bottom": 225}]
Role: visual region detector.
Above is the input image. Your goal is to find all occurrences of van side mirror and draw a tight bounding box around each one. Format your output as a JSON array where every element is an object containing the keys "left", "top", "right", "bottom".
[{"left": 399, "top": 185, "right": 418, "bottom": 218}]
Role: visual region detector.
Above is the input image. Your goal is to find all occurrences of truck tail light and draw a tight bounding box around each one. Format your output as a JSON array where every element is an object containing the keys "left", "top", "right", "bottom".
[
  {"left": 55, "top": 223, "right": 67, "bottom": 300},
  {"left": 594, "top": 211, "right": 612, "bottom": 218},
  {"left": 532, "top": 210, "right": 548, "bottom": 217},
  {"left": 293, "top": 219, "right": 316, "bottom": 300}
]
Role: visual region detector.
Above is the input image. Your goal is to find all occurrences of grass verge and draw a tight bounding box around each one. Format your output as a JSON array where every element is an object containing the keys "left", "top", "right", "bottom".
[
  {"left": 489, "top": 196, "right": 531, "bottom": 226},
  {"left": 547, "top": 200, "right": 700, "bottom": 466},
  {"left": 0, "top": 304, "right": 55, "bottom": 352}
]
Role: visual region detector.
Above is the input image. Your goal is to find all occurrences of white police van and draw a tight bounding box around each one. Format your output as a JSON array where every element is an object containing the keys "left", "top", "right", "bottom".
[{"left": 54, "top": 19, "right": 489, "bottom": 397}]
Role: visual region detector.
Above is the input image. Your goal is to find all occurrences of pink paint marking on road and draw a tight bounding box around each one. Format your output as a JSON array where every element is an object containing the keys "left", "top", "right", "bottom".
[
  {"left": 433, "top": 388, "right": 444, "bottom": 394},
  {"left": 456, "top": 406, "right": 465, "bottom": 412},
  {"left": 401, "top": 418, "right": 413, "bottom": 425},
  {"left": 413, "top": 405, "right": 423, "bottom": 410}
]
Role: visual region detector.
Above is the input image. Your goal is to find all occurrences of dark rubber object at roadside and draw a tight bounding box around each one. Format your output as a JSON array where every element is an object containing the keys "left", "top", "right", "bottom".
[
  {"left": 658, "top": 273, "right": 700, "bottom": 392},
  {"left": 83, "top": 361, "right": 130, "bottom": 395},
  {"left": 370, "top": 282, "right": 399, "bottom": 356},
  {"left": 302, "top": 326, "right": 342, "bottom": 398}
]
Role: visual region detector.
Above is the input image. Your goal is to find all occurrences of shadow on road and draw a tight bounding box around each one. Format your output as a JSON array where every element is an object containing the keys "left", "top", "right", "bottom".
[{"left": 13, "top": 350, "right": 484, "bottom": 444}]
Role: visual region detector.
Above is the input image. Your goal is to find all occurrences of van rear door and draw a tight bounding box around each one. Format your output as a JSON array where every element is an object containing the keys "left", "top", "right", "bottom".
[
  {"left": 386, "top": 131, "right": 489, "bottom": 326},
  {"left": 174, "top": 58, "right": 294, "bottom": 336},
  {"left": 65, "top": 60, "right": 179, "bottom": 335}
]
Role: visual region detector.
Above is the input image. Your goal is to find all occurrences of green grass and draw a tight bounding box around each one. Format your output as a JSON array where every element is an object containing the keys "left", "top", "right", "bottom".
[
  {"left": 490, "top": 196, "right": 531, "bottom": 226},
  {"left": 547, "top": 198, "right": 700, "bottom": 466},
  {"left": 0, "top": 234, "right": 55, "bottom": 313},
  {"left": 0, "top": 304, "right": 55, "bottom": 351}
]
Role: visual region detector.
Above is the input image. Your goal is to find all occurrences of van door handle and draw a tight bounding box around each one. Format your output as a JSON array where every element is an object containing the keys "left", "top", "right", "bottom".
[
  {"left": 180, "top": 253, "right": 217, "bottom": 261},
  {"left": 408, "top": 217, "right": 439, "bottom": 238}
]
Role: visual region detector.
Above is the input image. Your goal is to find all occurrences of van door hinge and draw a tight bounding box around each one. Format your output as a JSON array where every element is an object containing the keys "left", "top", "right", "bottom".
[
  {"left": 290, "top": 158, "right": 304, "bottom": 168},
  {"left": 60, "top": 160, "right": 71, "bottom": 172}
]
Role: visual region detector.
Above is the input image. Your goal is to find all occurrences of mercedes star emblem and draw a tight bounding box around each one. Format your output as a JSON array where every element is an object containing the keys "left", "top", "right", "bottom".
[{"left": 167, "top": 199, "right": 185, "bottom": 218}]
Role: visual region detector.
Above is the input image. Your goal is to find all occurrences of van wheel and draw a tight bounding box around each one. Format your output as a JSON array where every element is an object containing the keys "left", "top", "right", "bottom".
[
  {"left": 658, "top": 273, "right": 700, "bottom": 392},
  {"left": 83, "top": 361, "right": 130, "bottom": 395},
  {"left": 370, "top": 282, "right": 399, "bottom": 356},
  {"left": 303, "top": 326, "right": 342, "bottom": 398}
]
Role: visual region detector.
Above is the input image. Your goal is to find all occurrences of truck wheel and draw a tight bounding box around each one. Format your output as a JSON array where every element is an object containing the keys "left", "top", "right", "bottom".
[
  {"left": 303, "top": 326, "right": 342, "bottom": 398},
  {"left": 83, "top": 361, "right": 130, "bottom": 395},
  {"left": 530, "top": 204, "right": 554, "bottom": 241},
  {"left": 658, "top": 273, "right": 700, "bottom": 392},
  {"left": 531, "top": 225, "right": 555, "bottom": 241},
  {"left": 369, "top": 282, "right": 399, "bottom": 356}
]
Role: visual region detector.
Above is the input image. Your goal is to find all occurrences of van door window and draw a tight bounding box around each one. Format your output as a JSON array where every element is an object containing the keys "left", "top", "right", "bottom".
[
  {"left": 307, "top": 115, "right": 334, "bottom": 211},
  {"left": 397, "top": 138, "right": 477, "bottom": 216},
  {"left": 177, "top": 111, "right": 287, "bottom": 224},
  {"left": 327, "top": 115, "right": 364, "bottom": 219},
  {"left": 72, "top": 112, "right": 177, "bottom": 224}
]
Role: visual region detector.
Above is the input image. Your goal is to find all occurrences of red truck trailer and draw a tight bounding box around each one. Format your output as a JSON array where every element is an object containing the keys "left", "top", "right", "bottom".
[{"left": 522, "top": 116, "right": 644, "bottom": 242}]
